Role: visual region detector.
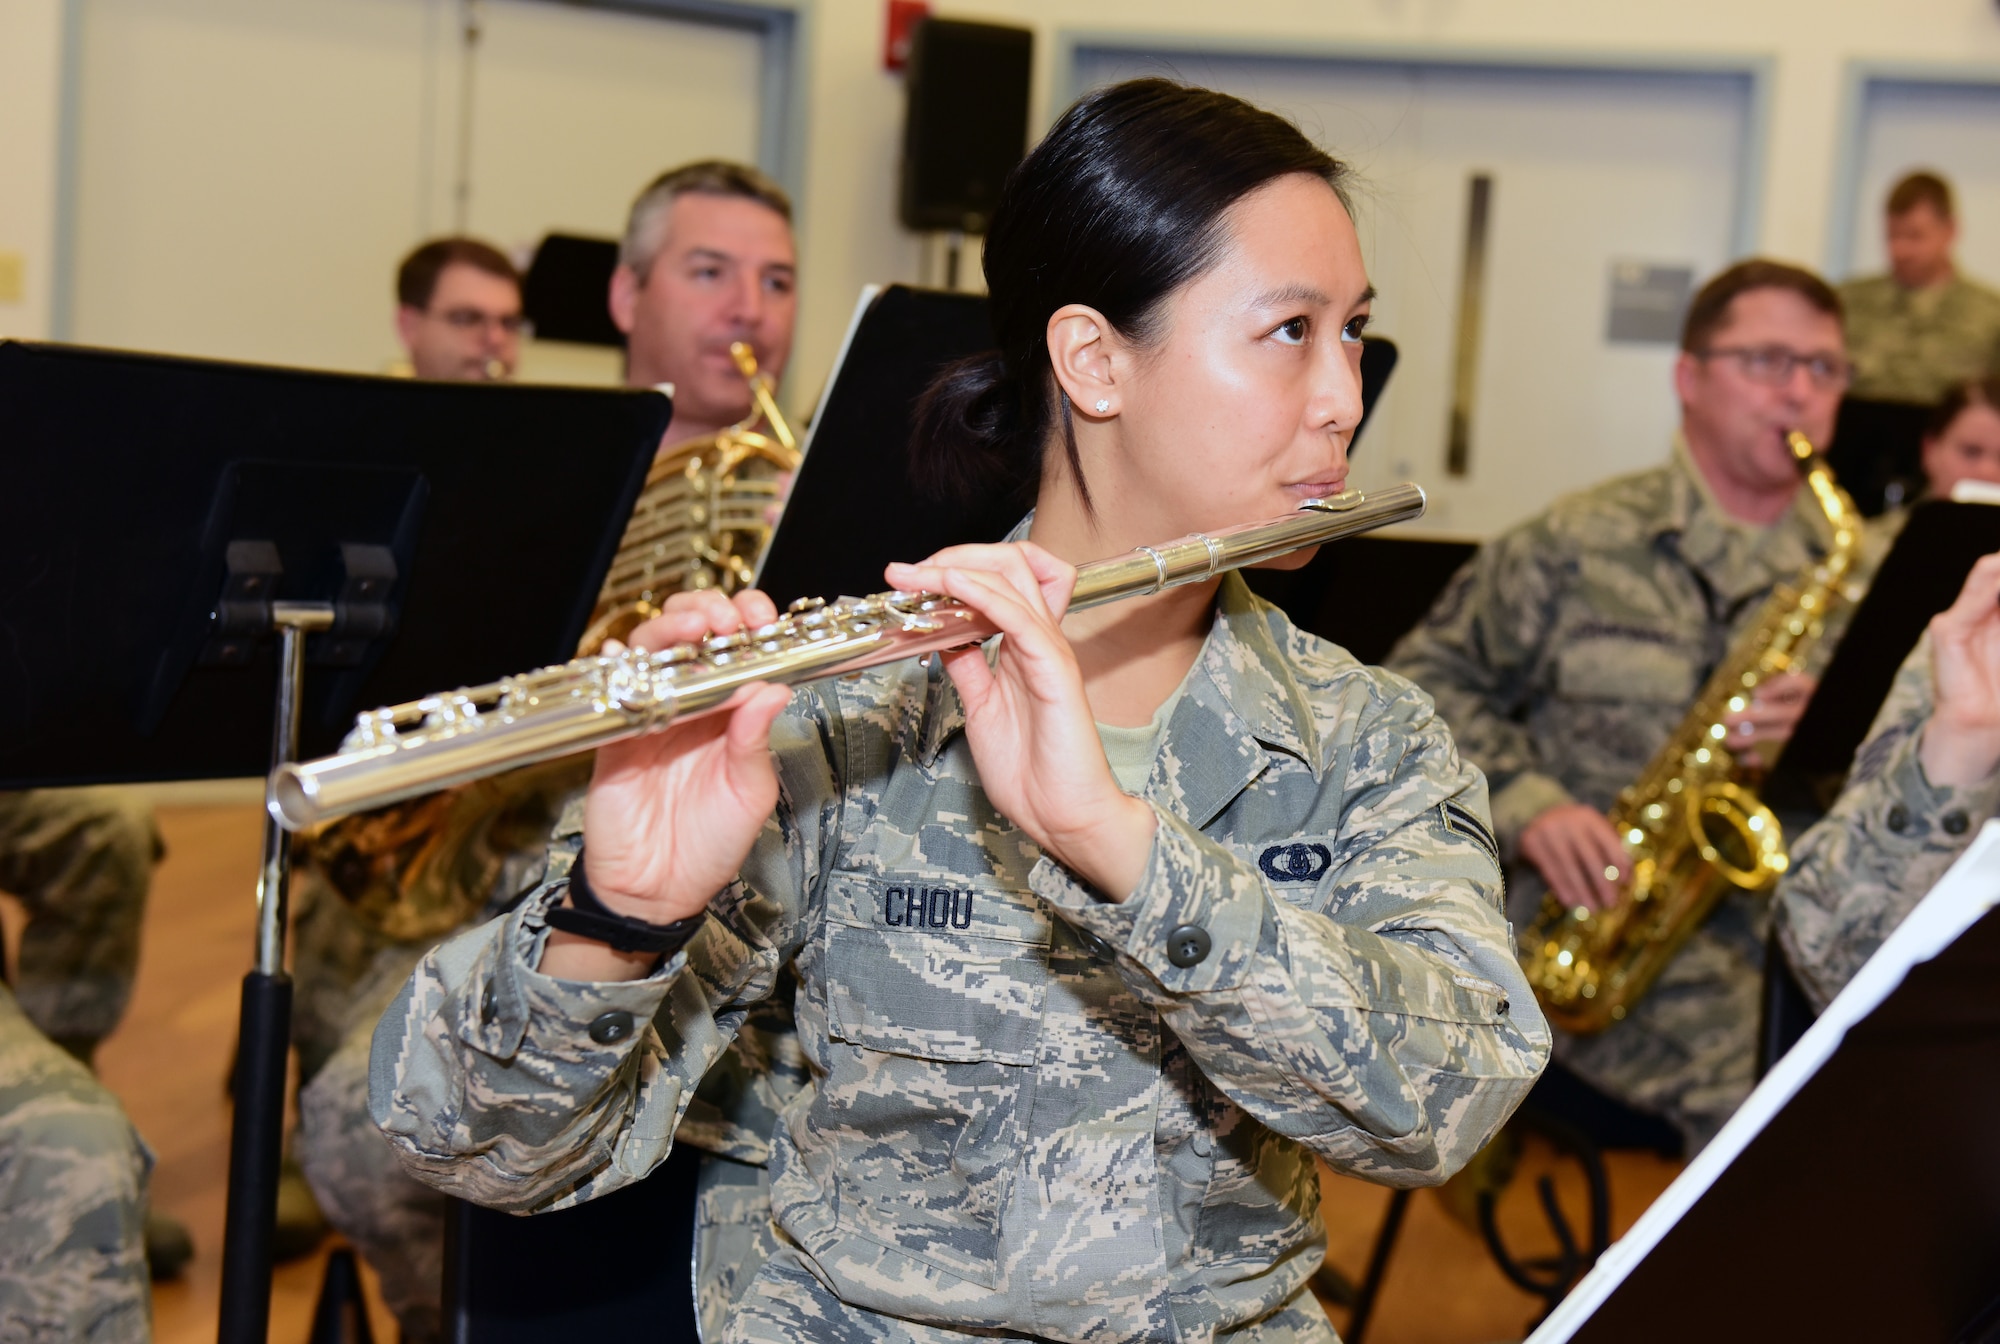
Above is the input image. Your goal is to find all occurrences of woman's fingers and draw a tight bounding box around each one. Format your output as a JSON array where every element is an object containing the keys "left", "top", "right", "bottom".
[
  {"left": 890, "top": 542, "right": 1077, "bottom": 621},
  {"left": 628, "top": 588, "right": 758, "bottom": 653},
  {"left": 732, "top": 588, "right": 780, "bottom": 630}
]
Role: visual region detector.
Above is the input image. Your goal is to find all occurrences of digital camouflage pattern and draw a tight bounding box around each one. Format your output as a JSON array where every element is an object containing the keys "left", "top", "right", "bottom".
[
  {"left": 298, "top": 788, "right": 807, "bottom": 1343},
  {"left": 1385, "top": 439, "right": 1873, "bottom": 1151},
  {"left": 372, "top": 572, "right": 1548, "bottom": 1344},
  {"left": 1776, "top": 636, "right": 1998, "bottom": 1012},
  {"left": 0, "top": 983, "right": 150, "bottom": 1344},
  {"left": 299, "top": 939, "right": 448, "bottom": 1342},
  {"left": 1839, "top": 273, "right": 2000, "bottom": 405},
  {"left": 0, "top": 789, "right": 160, "bottom": 1060}
]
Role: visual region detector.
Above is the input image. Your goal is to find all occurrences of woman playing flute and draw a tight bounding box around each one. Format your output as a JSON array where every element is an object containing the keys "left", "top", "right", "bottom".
[{"left": 372, "top": 79, "right": 1548, "bottom": 1343}]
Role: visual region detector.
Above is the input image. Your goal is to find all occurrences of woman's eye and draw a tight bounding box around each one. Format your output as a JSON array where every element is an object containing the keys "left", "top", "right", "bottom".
[
  {"left": 1341, "top": 313, "right": 1372, "bottom": 344},
  {"left": 1274, "top": 317, "right": 1309, "bottom": 345}
]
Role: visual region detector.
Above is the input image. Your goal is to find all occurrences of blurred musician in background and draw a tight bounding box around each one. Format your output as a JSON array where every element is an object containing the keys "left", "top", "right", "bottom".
[
  {"left": 1840, "top": 172, "right": 2000, "bottom": 407},
  {"left": 1388, "top": 260, "right": 1862, "bottom": 1154},
  {"left": 393, "top": 236, "right": 524, "bottom": 381},
  {"left": 1777, "top": 551, "right": 2000, "bottom": 1010},
  {"left": 1867, "top": 376, "right": 2000, "bottom": 563},
  {"left": 291, "top": 161, "right": 801, "bottom": 1344}
]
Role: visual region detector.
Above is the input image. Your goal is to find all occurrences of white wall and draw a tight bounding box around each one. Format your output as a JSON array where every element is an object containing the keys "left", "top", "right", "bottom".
[
  {"left": 0, "top": 0, "right": 66, "bottom": 340},
  {"left": 8, "top": 0, "right": 2000, "bottom": 512}
]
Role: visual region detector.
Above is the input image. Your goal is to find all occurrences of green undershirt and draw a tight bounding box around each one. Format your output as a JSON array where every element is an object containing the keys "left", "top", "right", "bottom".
[{"left": 1095, "top": 682, "right": 1186, "bottom": 795}]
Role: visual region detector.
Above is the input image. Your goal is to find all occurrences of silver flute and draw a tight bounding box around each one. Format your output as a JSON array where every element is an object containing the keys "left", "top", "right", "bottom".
[{"left": 270, "top": 484, "right": 1427, "bottom": 829}]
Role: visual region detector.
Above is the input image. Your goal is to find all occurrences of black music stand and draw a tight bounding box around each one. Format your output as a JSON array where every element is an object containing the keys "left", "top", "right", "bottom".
[
  {"left": 755, "top": 284, "right": 1007, "bottom": 608},
  {"left": 0, "top": 341, "right": 667, "bottom": 1344},
  {"left": 1828, "top": 396, "right": 1931, "bottom": 518},
  {"left": 1765, "top": 499, "right": 2000, "bottom": 818},
  {"left": 1526, "top": 824, "right": 2000, "bottom": 1343}
]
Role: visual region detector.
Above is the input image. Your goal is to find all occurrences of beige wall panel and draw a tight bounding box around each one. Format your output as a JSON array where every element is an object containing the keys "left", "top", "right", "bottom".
[
  {"left": 70, "top": 0, "right": 435, "bottom": 372},
  {"left": 465, "top": 1, "right": 761, "bottom": 253},
  {"left": 68, "top": 0, "right": 761, "bottom": 381}
]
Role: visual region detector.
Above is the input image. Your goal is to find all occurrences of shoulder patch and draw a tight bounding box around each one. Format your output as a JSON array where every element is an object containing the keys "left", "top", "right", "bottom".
[{"left": 1440, "top": 801, "right": 1501, "bottom": 868}]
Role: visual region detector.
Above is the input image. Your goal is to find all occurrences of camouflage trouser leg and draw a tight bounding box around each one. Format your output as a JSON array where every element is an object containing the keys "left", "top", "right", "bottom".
[
  {"left": 1553, "top": 922, "right": 1762, "bottom": 1154},
  {"left": 0, "top": 789, "right": 160, "bottom": 1052},
  {"left": 288, "top": 866, "right": 395, "bottom": 1088},
  {"left": 720, "top": 1245, "right": 1340, "bottom": 1343},
  {"left": 297, "top": 944, "right": 445, "bottom": 1344},
  {"left": 0, "top": 983, "right": 150, "bottom": 1344}
]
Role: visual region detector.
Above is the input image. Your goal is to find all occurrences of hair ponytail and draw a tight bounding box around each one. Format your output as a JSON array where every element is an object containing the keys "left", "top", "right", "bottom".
[{"left": 909, "top": 349, "right": 1042, "bottom": 506}]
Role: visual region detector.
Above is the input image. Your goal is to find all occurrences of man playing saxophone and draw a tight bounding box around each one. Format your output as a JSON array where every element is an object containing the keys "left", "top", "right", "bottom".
[
  {"left": 290, "top": 159, "right": 802, "bottom": 1343},
  {"left": 1388, "top": 260, "right": 1864, "bottom": 1153}
]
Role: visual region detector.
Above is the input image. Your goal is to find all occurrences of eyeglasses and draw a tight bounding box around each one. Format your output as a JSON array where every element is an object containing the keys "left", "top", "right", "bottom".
[
  {"left": 1697, "top": 344, "right": 1850, "bottom": 390},
  {"left": 431, "top": 307, "right": 526, "bottom": 335}
]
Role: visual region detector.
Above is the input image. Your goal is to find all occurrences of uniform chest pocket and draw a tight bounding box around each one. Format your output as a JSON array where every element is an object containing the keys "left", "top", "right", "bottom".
[
  {"left": 1557, "top": 638, "right": 1697, "bottom": 704},
  {"left": 824, "top": 920, "right": 1047, "bottom": 1064},
  {"left": 814, "top": 880, "right": 1049, "bottom": 1287}
]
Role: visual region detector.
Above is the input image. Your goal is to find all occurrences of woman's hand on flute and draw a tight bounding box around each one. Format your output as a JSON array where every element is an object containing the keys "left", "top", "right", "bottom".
[
  {"left": 887, "top": 543, "right": 1157, "bottom": 902},
  {"left": 543, "top": 588, "right": 792, "bottom": 982}
]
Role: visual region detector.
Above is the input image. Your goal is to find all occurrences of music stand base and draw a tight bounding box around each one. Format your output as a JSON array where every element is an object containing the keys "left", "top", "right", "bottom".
[{"left": 218, "top": 971, "right": 293, "bottom": 1344}]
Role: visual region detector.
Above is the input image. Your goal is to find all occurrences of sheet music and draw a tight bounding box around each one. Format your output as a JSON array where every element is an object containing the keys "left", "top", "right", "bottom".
[{"left": 1528, "top": 819, "right": 2000, "bottom": 1341}]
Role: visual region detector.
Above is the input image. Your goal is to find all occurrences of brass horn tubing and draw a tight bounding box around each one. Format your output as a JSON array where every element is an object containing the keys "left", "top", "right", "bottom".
[{"left": 729, "top": 341, "right": 799, "bottom": 457}]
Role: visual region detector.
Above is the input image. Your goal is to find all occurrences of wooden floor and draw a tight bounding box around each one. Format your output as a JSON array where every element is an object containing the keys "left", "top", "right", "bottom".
[{"left": 26, "top": 801, "right": 1681, "bottom": 1344}]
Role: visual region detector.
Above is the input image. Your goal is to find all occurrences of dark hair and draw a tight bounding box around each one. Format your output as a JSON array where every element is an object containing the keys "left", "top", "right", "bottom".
[
  {"left": 396, "top": 237, "right": 521, "bottom": 310},
  {"left": 1926, "top": 375, "right": 2000, "bottom": 440},
  {"left": 1680, "top": 258, "right": 1843, "bottom": 353},
  {"left": 622, "top": 160, "right": 793, "bottom": 277},
  {"left": 1887, "top": 170, "right": 1954, "bottom": 221},
  {"left": 911, "top": 79, "right": 1349, "bottom": 509}
]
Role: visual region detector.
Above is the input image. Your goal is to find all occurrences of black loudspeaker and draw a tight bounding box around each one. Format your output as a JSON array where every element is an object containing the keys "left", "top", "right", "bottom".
[
  {"left": 522, "top": 234, "right": 623, "bottom": 347},
  {"left": 899, "top": 18, "right": 1033, "bottom": 233}
]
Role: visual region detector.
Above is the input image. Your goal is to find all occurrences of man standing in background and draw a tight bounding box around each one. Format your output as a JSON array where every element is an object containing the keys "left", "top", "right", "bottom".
[
  {"left": 1841, "top": 172, "right": 2000, "bottom": 405},
  {"left": 392, "top": 237, "right": 524, "bottom": 381},
  {"left": 293, "top": 161, "right": 802, "bottom": 1344}
]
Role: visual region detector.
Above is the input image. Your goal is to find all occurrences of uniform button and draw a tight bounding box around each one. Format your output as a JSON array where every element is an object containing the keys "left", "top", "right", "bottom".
[
  {"left": 1886, "top": 805, "right": 1909, "bottom": 833},
  {"left": 1166, "top": 924, "right": 1212, "bottom": 968},
  {"left": 1078, "top": 929, "right": 1118, "bottom": 961},
  {"left": 1943, "top": 810, "right": 1970, "bottom": 836},
  {"left": 479, "top": 985, "right": 497, "bottom": 1025},
  {"left": 587, "top": 1010, "right": 635, "bottom": 1045}
]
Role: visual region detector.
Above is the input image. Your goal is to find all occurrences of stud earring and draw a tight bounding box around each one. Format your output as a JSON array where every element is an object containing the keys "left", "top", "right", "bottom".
[{"left": 1093, "top": 398, "right": 1110, "bottom": 414}]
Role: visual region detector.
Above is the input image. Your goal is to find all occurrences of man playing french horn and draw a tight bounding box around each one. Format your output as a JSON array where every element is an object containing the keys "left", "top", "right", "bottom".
[
  {"left": 289, "top": 159, "right": 803, "bottom": 1344},
  {"left": 1388, "top": 260, "right": 1871, "bottom": 1153}
]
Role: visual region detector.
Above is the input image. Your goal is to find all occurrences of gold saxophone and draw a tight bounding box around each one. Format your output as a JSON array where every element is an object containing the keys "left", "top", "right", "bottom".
[
  {"left": 298, "top": 346, "right": 799, "bottom": 941},
  {"left": 1520, "top": 432, "right": 1862, "bottom": 1034}
]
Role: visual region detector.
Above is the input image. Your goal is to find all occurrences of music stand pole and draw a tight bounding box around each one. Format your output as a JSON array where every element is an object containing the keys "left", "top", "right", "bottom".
[{"left": 218, "top": 602, "right": 332, "bottom": 1344}]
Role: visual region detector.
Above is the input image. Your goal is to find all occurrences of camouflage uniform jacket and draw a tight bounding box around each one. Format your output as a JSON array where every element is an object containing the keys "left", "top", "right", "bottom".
[
  {"left": 372, "top": 573, "right": 1549, "bottom": 1343},
  {"left": 1776, "top": 636, "right": 1998, "bottom": 1012},
  {"left": 1839, "top": 272, "right": 2000, "bottom": 405}
]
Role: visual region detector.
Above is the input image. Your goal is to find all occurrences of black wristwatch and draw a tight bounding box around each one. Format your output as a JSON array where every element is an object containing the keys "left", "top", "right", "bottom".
[{"left": 544, "top": 849, "right": 705, "bottom": 957}]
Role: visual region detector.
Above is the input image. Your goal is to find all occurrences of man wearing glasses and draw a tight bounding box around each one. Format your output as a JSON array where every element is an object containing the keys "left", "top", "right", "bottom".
[
  {"left": 1389, "top": 260, "right": 1868, "bottom": 1155},
  {"left": 392, "top": 237, "right": 524, "bottom": 381}
]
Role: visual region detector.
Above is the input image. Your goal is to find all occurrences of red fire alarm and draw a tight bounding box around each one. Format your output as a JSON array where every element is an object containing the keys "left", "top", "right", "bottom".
[{"left": 885, "top": 0, "right": 929, "bottom": 71}]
